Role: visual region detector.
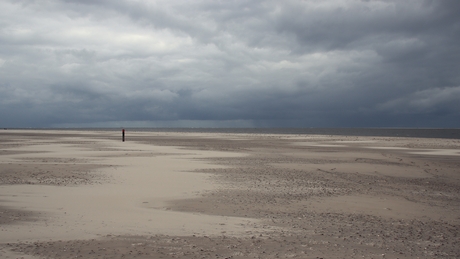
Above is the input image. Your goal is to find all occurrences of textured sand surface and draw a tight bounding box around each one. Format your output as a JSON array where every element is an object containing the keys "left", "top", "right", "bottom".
[
  {"left": 0, "top": 131, "right": 263, "bottom": 242},
  {"left": 1, "top": 130, "right": 459, "bottom": 258}
]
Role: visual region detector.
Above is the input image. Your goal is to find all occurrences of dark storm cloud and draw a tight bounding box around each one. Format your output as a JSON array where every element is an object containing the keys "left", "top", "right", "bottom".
[{"left": 0, "top": 0, "right": 459, "bottom": 128}]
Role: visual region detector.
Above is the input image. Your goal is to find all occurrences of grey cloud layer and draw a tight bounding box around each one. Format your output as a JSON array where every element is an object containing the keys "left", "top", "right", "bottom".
[{"left": 1, "top": 0, "right": 459, "bottom": 127}]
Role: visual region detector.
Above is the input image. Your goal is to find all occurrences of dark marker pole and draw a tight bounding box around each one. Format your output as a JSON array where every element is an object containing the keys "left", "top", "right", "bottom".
[{"left": 122, "top": 129, "right": 125, "bottom": 142}]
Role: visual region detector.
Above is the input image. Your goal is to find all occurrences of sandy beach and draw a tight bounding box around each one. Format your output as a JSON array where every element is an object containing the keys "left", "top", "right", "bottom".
[{"left": 0, "top": 130, "right": 459, "bottom": 258}]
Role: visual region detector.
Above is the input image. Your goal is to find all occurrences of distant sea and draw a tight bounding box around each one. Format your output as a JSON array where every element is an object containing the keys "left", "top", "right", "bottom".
[{"left": 16, "top": 128, "right": 460, "bottom": 139}]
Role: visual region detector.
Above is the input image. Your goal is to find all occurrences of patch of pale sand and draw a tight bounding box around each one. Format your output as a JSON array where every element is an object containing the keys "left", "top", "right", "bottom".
[
  {"left": 306, "top": 195, "right": 460, "bottom": 223},
  {"left": 281, "top": 135, "right": 330, "bottom": 140},
  {"left": 335, "top": 140, "right": 378, "bottom": 143},
  {"left": 273, "top": 163, "right": 431, "bottom": 178},
  {"left": 0, "top": 137, "right": 266, "bottom": 243},
  {"left": 128, "top": 132, "right": 255, "bottom": 140},
  {"left": 409, "top": 149, "right": 460, "bottom": 156},
  {"left": 139, "top": 132, "right": 331, "bottom": 142},
  {"left": 366, "top": 146, "right": 410, "bottom": 150},
  {"left": 292, "top": 142, "right": 347, "bottom": 147},
  {"left": 2, "top": 137, "right": 190, "bottom": 161}
]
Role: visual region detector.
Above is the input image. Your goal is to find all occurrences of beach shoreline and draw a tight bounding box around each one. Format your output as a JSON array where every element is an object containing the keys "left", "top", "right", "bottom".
[{"left": 1, "top": 130, "right": 459, "bottom": 258}]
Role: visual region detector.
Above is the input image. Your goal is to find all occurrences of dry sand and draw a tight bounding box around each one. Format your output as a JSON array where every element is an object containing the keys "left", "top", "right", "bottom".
[{"left": 0, "top": 130, "right": 459, "bottom": 258}]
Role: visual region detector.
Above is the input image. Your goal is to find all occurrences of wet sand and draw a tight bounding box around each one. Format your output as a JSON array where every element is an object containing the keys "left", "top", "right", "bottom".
[{"left": 1, "top": 130, "right": 459, "bottom": 258}]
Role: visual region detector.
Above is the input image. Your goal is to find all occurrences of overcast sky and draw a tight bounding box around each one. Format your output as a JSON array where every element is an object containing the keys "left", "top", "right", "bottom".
[{"left": 1, "top": 0, "right": 459, "bottom": 128}]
